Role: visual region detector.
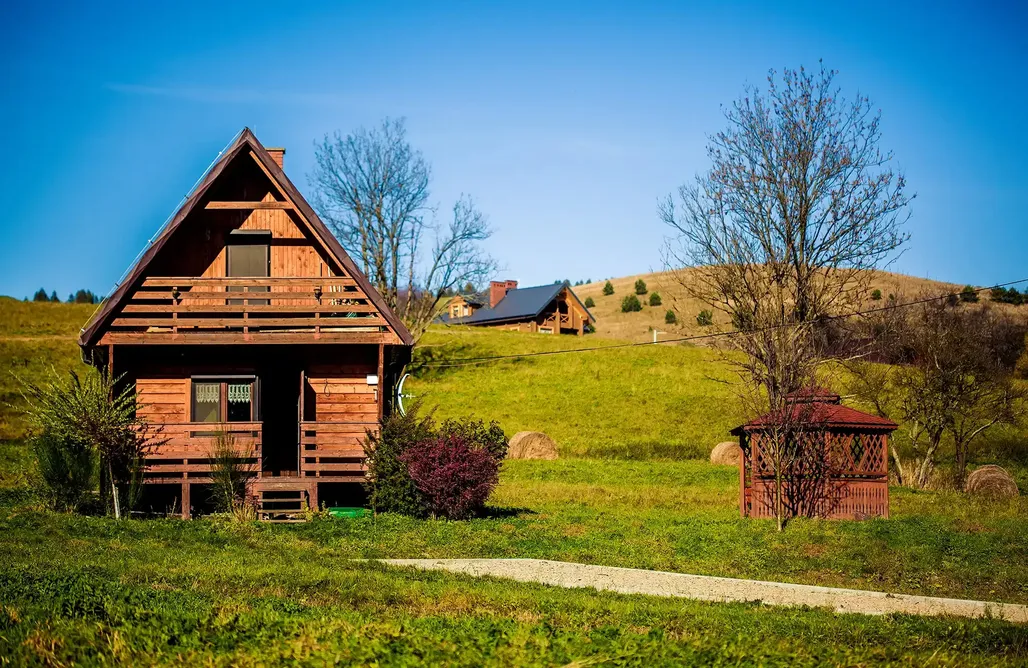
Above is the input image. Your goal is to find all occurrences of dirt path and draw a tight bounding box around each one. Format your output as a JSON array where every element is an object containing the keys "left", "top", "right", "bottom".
[{"left": 379, "top": 558, "right": 1028, "bottom": 623}]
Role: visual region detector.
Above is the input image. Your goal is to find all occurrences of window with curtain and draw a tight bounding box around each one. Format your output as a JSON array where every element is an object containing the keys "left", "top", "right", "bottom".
[{"left": 190, "top": 379, "right": 256, "bottom": 422}]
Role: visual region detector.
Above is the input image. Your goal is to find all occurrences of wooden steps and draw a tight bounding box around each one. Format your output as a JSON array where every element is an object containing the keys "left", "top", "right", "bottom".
[{"left": 252, "top": 478, "right": 315, "bottom": 523}]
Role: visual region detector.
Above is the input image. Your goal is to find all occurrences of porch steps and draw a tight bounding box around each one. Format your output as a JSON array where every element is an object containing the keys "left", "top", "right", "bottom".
[{"left": 252, "top": 479, "right": 314, "bottom": 523}]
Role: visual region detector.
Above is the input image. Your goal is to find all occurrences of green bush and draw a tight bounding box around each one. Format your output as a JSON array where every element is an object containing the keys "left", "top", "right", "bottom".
[
  {"left": 363, "top": 403, "right": 507, "bottom": 518},
  {"left": 648, "top": 292, "right": 661, "bottom": 306},
  {"left": 960, "top": 285, "right": 980, "bottom": 303},
  {"left": 363, "top": 401, "right": 435, "bottom": 517},
  {"left": 870, "top": 289, "right": 882, "bottom": 300},
  {"left": 20, "top": 368, "right": 162, "bottom": 518},
  {"left": 621, "top": 295, "right": 642, "bottom": 313},
  {"left": 665, "top": 310, "right": 677, "bottom": 325},
  {"left": 602, "top": 281, "right": 614, "bottom": 296},
  {"left": 584, "top": 296, "right": 595, "bottom": 308},
  {"left": 696, "top": 310, "right": 713, "bottom": 326},
  {"left": 634, "top": 279, "right": 647, "bottom": 295},
  {"left": 31, "top": 431, "right": 96, "bottom": 511}
]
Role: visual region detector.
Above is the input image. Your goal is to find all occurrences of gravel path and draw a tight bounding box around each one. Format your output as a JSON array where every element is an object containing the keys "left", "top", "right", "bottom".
[{"left": 379, "top": 558, "right": 1028, "bottom": 623}]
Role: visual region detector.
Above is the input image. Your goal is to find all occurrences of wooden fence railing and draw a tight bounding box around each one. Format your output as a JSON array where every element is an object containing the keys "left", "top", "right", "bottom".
[
  {"left": 105, "top": 277, "right": 389, "bottom": 343},
  {"left": 143, "top": 422, "right": 262, "bottom": 483},
  {"left": 299, "top": 421, "right": 377, "bottom": 478}
]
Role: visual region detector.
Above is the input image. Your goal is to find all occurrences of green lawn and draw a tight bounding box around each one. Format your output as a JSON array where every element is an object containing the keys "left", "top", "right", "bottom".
[
  {"left": 409, "top": 327, "right": 744, "bottom": 459},
  {"left": 2, "top": 303, "right": 1028, "bottom": 665}
]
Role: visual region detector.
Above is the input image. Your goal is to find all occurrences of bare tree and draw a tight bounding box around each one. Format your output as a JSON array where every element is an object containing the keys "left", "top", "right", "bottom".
[
  {"left": 661, "top": 64, "right": 911, "bottom": 526},
  {"left": 309, "top": 118, "right": 496, "bottom": 340},
  {"left": 661, "top": 64, "right": 911, "bottom": 361},
  {"left": 846, "top": 296, "right": 1023, "bottom": 488}
]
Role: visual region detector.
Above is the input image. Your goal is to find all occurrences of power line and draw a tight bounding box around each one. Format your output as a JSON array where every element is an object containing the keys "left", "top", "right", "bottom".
[{"left": 421, "top": 278, "right": 1028, "bottom": 368}]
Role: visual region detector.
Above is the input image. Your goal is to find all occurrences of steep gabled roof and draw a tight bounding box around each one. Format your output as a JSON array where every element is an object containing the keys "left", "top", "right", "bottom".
[
  {"left": 79, "top": 128, "right": 413, "bottom": 348},
  {"left": 440, "top": 281, "right": 595, "bottom": 326}
]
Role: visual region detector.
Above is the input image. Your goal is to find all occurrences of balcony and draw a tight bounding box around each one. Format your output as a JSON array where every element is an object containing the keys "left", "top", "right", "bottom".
[{"left": 102, "top": 277, "right": 394, "bottom": 344}]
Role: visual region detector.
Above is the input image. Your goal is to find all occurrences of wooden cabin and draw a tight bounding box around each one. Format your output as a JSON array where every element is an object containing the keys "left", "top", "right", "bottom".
[
  {"left": 79, "top": 129, "right": 414, "bottom": 519},
  {"left": 732, "top": 388, "right": 898, "bottom": 520},
  {"left": 439, "top": 280, "right": 594, "bottom": 335}
]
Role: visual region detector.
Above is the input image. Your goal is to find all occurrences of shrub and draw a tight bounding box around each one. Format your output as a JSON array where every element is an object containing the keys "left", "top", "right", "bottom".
[
  {"left": 991, "top": 287, "right": 1023, "bottom": 305},
  {"left": 20, "top": 368, "right": 163, "bottom": 518},
  {"left": 31, "top": 431, "right": 96, "bottom": 511},
  {"left": 634, "top": 279, "right": 647, "bottom": 295},
  {"left": 362, "top": 400, "right": 435, "bottom": 517},
  {"left": 602, "top": 281, "right": 614, "bottom": 296},
  {"left": 584, "top": 296, "right": 595, "bottom": 308},
  {"left": 208, "top": 433, "right": 257, "bottom": 520},
  {"left": 399, "top": 434, "right": 499, "bottom": 520},
  {"left": 960, "top": 285, "right": 979, "bottom": 303},
  {"left": 665, "top": 310, "right": 677, "bottom": 325},
  {"left": 870, "top": 289, "right": 882, "bottom": 301},
  {"left": 649, "top": 292, "right": 662, "bottom": 306},
  {"left": 621, "top": 295, "right": 642, "bottom": 312},
  {"left": 438, "top": 416, "right": 507, "bottom": 461},
  {"left": 696, "top": 310, "right": 713, "bottom": 326}
]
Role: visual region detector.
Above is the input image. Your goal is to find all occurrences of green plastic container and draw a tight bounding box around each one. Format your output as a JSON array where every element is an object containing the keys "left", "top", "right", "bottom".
[{"left": 327, "top": 507, "right": 370, "bottom": 519}]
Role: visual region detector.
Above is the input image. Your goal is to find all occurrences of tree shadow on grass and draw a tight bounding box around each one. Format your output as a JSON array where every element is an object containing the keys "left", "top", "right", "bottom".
[{"left": 408, "top": 338, "right": 477, "bottom": 380}]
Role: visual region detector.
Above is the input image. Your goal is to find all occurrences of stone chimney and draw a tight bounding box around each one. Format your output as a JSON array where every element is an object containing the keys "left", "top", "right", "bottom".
[
  {"left": 489, "top": 280, "right": 518, "bottom": 308},
  {"left": 266, "top": 147, "right": 286, "bottom": 168}
]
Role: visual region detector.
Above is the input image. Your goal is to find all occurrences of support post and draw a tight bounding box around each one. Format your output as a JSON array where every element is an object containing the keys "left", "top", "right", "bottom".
[
  {"left": 377, "top": 344, "right": 385, "bottom": 421},
  {"left": 181, "top": 481, "right": 191, "bottom": 519}
]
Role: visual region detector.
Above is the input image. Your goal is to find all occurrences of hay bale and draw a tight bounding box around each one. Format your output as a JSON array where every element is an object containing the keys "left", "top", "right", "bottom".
[
  {"left": 965, "top": 465, "right": 1019, "bottom": 500},
  {"left": 507, "top": 432, "right": 559, "bottom": 460},
  {"left": 711, "top": 441, "right": 742, "bottom": 466}
]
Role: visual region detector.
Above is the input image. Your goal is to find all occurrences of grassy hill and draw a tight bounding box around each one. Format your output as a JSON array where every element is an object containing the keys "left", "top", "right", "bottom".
[
  {"left": 2, "top": 296, "right": 1028, "bottom": 664},
  {"left": 575, "top": 269, "right": 964, "bottom": 342}
]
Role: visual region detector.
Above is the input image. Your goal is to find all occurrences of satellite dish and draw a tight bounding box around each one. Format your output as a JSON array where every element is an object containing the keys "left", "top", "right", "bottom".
[{"left": 395, "top": 373, "right": 414, "bottom": 416}]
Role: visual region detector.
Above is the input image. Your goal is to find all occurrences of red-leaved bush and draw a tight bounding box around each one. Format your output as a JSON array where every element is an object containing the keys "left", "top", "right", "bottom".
[{"left": 398, "top": 434, "right": 499, "bottom": 520}]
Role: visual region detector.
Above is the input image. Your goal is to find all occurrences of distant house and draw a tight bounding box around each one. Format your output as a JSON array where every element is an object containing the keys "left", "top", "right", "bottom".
[{"left": 439, "top": 280, "right": 595, "bottom": 335}]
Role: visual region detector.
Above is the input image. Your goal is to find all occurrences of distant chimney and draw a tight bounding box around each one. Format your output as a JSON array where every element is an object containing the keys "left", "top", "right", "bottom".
[
  {"left": 267, "top": 147, "right": 286, "bottom": 168},
  {"left": 489, "top": 280, "right": 518, "bottom": 308}
]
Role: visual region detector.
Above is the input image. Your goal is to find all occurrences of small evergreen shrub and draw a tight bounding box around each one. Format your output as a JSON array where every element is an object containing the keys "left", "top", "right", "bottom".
[
  {"left": 31, "top": 431, "right": 96, "bottom": 512},
  {"left": 696, "top": 310, "right": 713, "bottom": 326},
  {"left": 584, "top": 296, "right": 595, "bottom": 308},
  {"left": 665, "top": 310, "right": 677, "bottom": 325},
  {"left": 648, "top": 292, "right": 661, "bottom": 306},
  {"left": 438, "top": 416, "right": 507, "bottom": 461},
  {"left": 870, "top": 289, "right": 882, "bottom": 301},
  {"left": 634, "top": 279, "right": 647, "bottom": 295},
  {"left": 362, "top": 401, "right": 435, "bottom": 517},
  {"left": 602, "top": 281, "right": 614, "bottom": 296},
  {"left": 621, "top": 295, "right": 642, "bottom": 312},
  {"left": 399, "top": 434, "right": 500, "bottom": 520},
  {"left": 959, "top": 285, "right": 979, "bottom": 303}
]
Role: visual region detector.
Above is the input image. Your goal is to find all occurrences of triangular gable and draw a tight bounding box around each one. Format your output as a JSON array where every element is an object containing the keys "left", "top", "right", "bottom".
[{"left": 80, "top": 128, "right": 414, "bottom": 347}]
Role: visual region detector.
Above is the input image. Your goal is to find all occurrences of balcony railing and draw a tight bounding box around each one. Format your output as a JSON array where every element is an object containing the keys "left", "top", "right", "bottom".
[
  {"left": 299, "top": 421, "right": 377, "bottom": 478},
  {"left": 106, "top": 277, "right": 389, "bottom": 343},
  {"left": 144, "top": 422, "right": 262, "bottom": 482}
]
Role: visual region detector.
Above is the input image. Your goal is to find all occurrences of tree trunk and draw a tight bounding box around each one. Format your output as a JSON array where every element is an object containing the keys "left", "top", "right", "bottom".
[{"left": 109, "top": 460, "right": 121, "bottom": 520}]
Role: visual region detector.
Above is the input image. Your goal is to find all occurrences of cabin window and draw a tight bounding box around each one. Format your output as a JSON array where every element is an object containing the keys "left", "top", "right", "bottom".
[
  {"left": 226, "top": 231, "right": 271, "bottom": 305},
  {"left": 452, "top": 304, "right": 460, "bottom": 317},
  {"left": 191, "top": 377, "right": 256, "bottom": 422}
]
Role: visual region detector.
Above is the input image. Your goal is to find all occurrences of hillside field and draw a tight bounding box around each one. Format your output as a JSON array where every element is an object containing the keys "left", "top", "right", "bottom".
[{"left": 2, "top": 297, "right": 1028, "bottom": 664}]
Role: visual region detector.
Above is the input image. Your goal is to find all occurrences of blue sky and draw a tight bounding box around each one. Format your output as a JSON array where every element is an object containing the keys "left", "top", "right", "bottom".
[{"left": 1, "top": 1, "right": 1026, "bottom": 300}]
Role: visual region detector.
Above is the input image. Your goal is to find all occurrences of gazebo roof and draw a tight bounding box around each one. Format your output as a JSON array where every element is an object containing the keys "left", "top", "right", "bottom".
[{"left": 730, "top": 388, "right": 898, "bottom": 435}]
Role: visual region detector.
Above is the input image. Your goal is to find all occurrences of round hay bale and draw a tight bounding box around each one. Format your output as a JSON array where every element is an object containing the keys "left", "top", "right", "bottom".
[
  {"left": 710, "top": 441, "right": 742, "bottom": 466},
  {"left": 965, "top": 465, "right": 1019, "bottom": 500},
  {"left": 507, "top": 431, "right": 559, "bottom": 460}
]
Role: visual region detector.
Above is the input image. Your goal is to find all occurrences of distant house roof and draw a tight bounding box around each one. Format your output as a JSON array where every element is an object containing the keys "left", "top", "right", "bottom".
[{"left": 438, "top": 281, "right": 595, "bottom": 326}]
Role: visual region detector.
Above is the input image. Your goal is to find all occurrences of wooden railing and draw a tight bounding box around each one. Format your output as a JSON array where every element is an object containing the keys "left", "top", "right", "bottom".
[
  {"left": 104, "top": 277, "right": 390, "bottom": 343},
  {"left": 143, "top": 422, "right": 262, "bottom": 483},
  {"left": 299, "top": 421, "right": 377, "bottom": 478}
]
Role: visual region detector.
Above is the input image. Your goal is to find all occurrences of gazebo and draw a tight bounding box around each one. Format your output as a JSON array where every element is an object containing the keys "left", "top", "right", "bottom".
[{"left": 731, "top": 388, "right": 898, "bottom": 520}]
